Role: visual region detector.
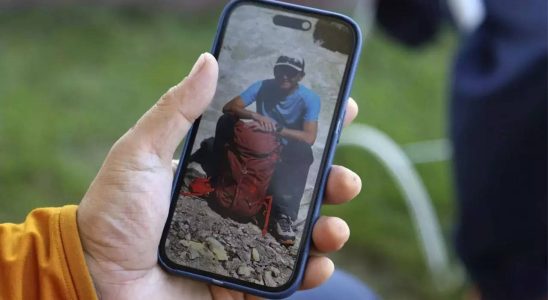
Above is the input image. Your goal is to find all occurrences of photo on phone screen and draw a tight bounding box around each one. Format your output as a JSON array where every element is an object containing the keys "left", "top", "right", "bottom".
[{"left": 162, "top": 2, "right": 356, "bottom": 289}]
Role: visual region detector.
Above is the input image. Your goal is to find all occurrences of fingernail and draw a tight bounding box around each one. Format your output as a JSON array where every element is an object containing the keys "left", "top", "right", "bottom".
[{"left": 188, "top": 53, "right": 207, "bottom": 78}]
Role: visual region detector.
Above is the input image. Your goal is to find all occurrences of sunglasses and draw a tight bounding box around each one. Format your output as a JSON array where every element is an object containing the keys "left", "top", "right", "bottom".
[{"left": 274, "top": 65, "right": 301, "bottom": 79}]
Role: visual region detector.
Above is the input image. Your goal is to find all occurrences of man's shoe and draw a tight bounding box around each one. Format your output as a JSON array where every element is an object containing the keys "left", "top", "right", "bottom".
[{"left": 272, "top": 214, "right": 296, "bottom": 246}]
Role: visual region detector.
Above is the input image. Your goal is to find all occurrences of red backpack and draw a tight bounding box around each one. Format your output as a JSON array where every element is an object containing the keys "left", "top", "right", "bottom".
[{"left": 214, "top": 121, "right": 280, "bottom": 218}]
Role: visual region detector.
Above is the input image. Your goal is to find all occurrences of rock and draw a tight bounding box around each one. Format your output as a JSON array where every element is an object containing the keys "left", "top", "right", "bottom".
[
  {"left": 250, "top": 224, "right": 262, "bottom": 234},
  {"left": 237, "top": 251, "right": 250, "bottom": 263},
  {"left": 224, "top": 257, "right": 242, "bottom": 271},
  {"left": 290, "top": 245, "right": 299, "bottom": 256},
  {"left": 251, "top": 248, "right": 260, "bottom": 262},
  {"left": 185, "top": 240, "right": 207, "bottom": 257},
  {"left": 205, "top": 237, "right": 223, "bottom": 248},
  {"left": 196, "top": 230, "right": 208, "bottom": 239},
  {"left": 253, "top": 277, "right": 265, "bottom": 286},
  {"left": 263, "top": 271, "right": 277, "bottom": 287},
  {"left": 237, "top": 265, "right": 253, "bottom": 277},
  {"left": 270, "top": 267, "right": 280, "bottom": 277},
  {"left": 189, "top": 249, "right": 200, "bottom": 260},
  {"left": 165, "top": 195, "right": 299, "bottom": 283},
  {"left": 206, "top": 237, "right": 228, "bottom": 261},
  {"left": 226, "top": 239, "right": 237, "bottom": 247}
]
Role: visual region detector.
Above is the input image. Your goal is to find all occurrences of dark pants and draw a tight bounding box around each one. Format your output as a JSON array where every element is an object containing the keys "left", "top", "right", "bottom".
[
  {"left": 212, "top": 114, "right": 314, "bottom": 221},
  {"left": 268, "top": 139, "right": 313, "bottom": 220}
]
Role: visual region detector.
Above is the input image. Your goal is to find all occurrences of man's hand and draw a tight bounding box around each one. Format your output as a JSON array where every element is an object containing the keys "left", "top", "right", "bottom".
[
  {"left": 252, "top": 113, "right": 278, "bottom": 132},
  {"left": 77, "top": 53, "right": 361, "bottom": 300}
]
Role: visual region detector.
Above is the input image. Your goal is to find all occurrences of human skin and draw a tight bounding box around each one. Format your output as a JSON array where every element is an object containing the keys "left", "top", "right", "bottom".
[{"left": 77, "top": 53, "right": 361, "bottom": 300}]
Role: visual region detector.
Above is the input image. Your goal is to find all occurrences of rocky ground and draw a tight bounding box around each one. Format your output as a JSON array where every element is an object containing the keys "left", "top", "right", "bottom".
[{"left": 165, "top": 169, "right": 301, "bottom": 287}]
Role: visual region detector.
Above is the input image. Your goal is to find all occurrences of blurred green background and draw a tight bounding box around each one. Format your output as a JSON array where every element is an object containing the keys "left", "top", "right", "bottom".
[{"left": 0, "top": 2, "right": 463, "bottom": 299}]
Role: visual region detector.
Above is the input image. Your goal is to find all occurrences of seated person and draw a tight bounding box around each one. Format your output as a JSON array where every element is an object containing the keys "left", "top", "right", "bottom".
[{"left": 210, "top": 54, "right": 320, "bottom": 245}]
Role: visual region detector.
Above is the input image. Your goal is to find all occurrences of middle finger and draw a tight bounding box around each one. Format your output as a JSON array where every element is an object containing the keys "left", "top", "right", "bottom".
[{"left": 323, "top": 165, "right": 362, "bottom": 205}]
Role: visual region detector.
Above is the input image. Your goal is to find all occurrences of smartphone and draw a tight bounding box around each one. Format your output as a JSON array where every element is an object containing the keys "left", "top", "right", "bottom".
[{"left": 158, "top": 0, "right": 361, "bottom": 298}]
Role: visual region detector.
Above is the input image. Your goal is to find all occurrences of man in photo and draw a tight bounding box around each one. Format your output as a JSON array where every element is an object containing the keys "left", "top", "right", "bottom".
[{"left": 210, "top": 54, "right": 320, "bottom": 246}]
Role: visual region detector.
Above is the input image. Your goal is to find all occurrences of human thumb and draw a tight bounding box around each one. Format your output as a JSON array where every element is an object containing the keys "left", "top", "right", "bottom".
[{"left": 120, "top": 53, "right": 218, "bottom": 162}]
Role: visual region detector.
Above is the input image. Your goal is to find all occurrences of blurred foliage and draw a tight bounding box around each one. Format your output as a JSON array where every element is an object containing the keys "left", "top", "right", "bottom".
[{"left": 0, "top": 7, "right": 462, "bottom": 300}]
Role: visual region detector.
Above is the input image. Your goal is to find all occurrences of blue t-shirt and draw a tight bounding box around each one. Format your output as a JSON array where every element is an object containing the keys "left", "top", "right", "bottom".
[{"left": 239, "top": 79, "right": 320, "bottom": 131}]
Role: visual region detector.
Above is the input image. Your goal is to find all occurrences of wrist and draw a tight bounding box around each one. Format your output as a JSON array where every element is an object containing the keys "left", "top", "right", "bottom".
[
  {"left": 276, "top": 123, "right": 284, "bottom": 133},
  {"left": 83, "top": 251, "right": 150, "bottom": 300}
]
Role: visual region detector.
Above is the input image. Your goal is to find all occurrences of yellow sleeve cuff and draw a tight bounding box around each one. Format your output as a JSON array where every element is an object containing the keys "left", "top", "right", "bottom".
[{"left": 58, "top": 205, "right": 98, "bottom": 300}]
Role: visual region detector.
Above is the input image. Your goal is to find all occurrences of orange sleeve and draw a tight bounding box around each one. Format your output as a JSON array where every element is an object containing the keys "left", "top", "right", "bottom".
[{"left": 0, "top": 205, "right": 98, "bottom": 300}]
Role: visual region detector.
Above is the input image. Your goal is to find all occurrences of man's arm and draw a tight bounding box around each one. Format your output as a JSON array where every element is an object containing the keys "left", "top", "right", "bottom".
[
  {"left": 279, "top": 121, "right": 318, "bottom": 145},
  {"left": 223, "top": 96, "right": 278, "bottom": 132},
  {"left": 0, "top": 206, "right": 98, "bottom": 299},
  {"left": 222, "top": 96, "right": 257, "bottom": 120}
]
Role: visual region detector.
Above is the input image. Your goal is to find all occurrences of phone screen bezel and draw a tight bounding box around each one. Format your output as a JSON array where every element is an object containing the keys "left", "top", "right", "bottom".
[{"left": 158, "top": 0, "right": 361, "bottom": 295}]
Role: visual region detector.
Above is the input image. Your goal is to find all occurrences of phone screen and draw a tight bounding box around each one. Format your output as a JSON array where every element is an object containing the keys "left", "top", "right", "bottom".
[{"left": 161, "top": 1, "right": 357, "bottom": 290}]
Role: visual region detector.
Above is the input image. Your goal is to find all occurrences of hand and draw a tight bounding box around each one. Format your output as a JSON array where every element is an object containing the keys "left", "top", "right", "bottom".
[
  {"left": 252, "top": 113, "right": 278, "bottom": 132},
  {"left": 247, "top": 121, "right": 275, "bottom": 133},
  {"left": 77, "top": 53, "right": 361, "bottom": 300}
]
